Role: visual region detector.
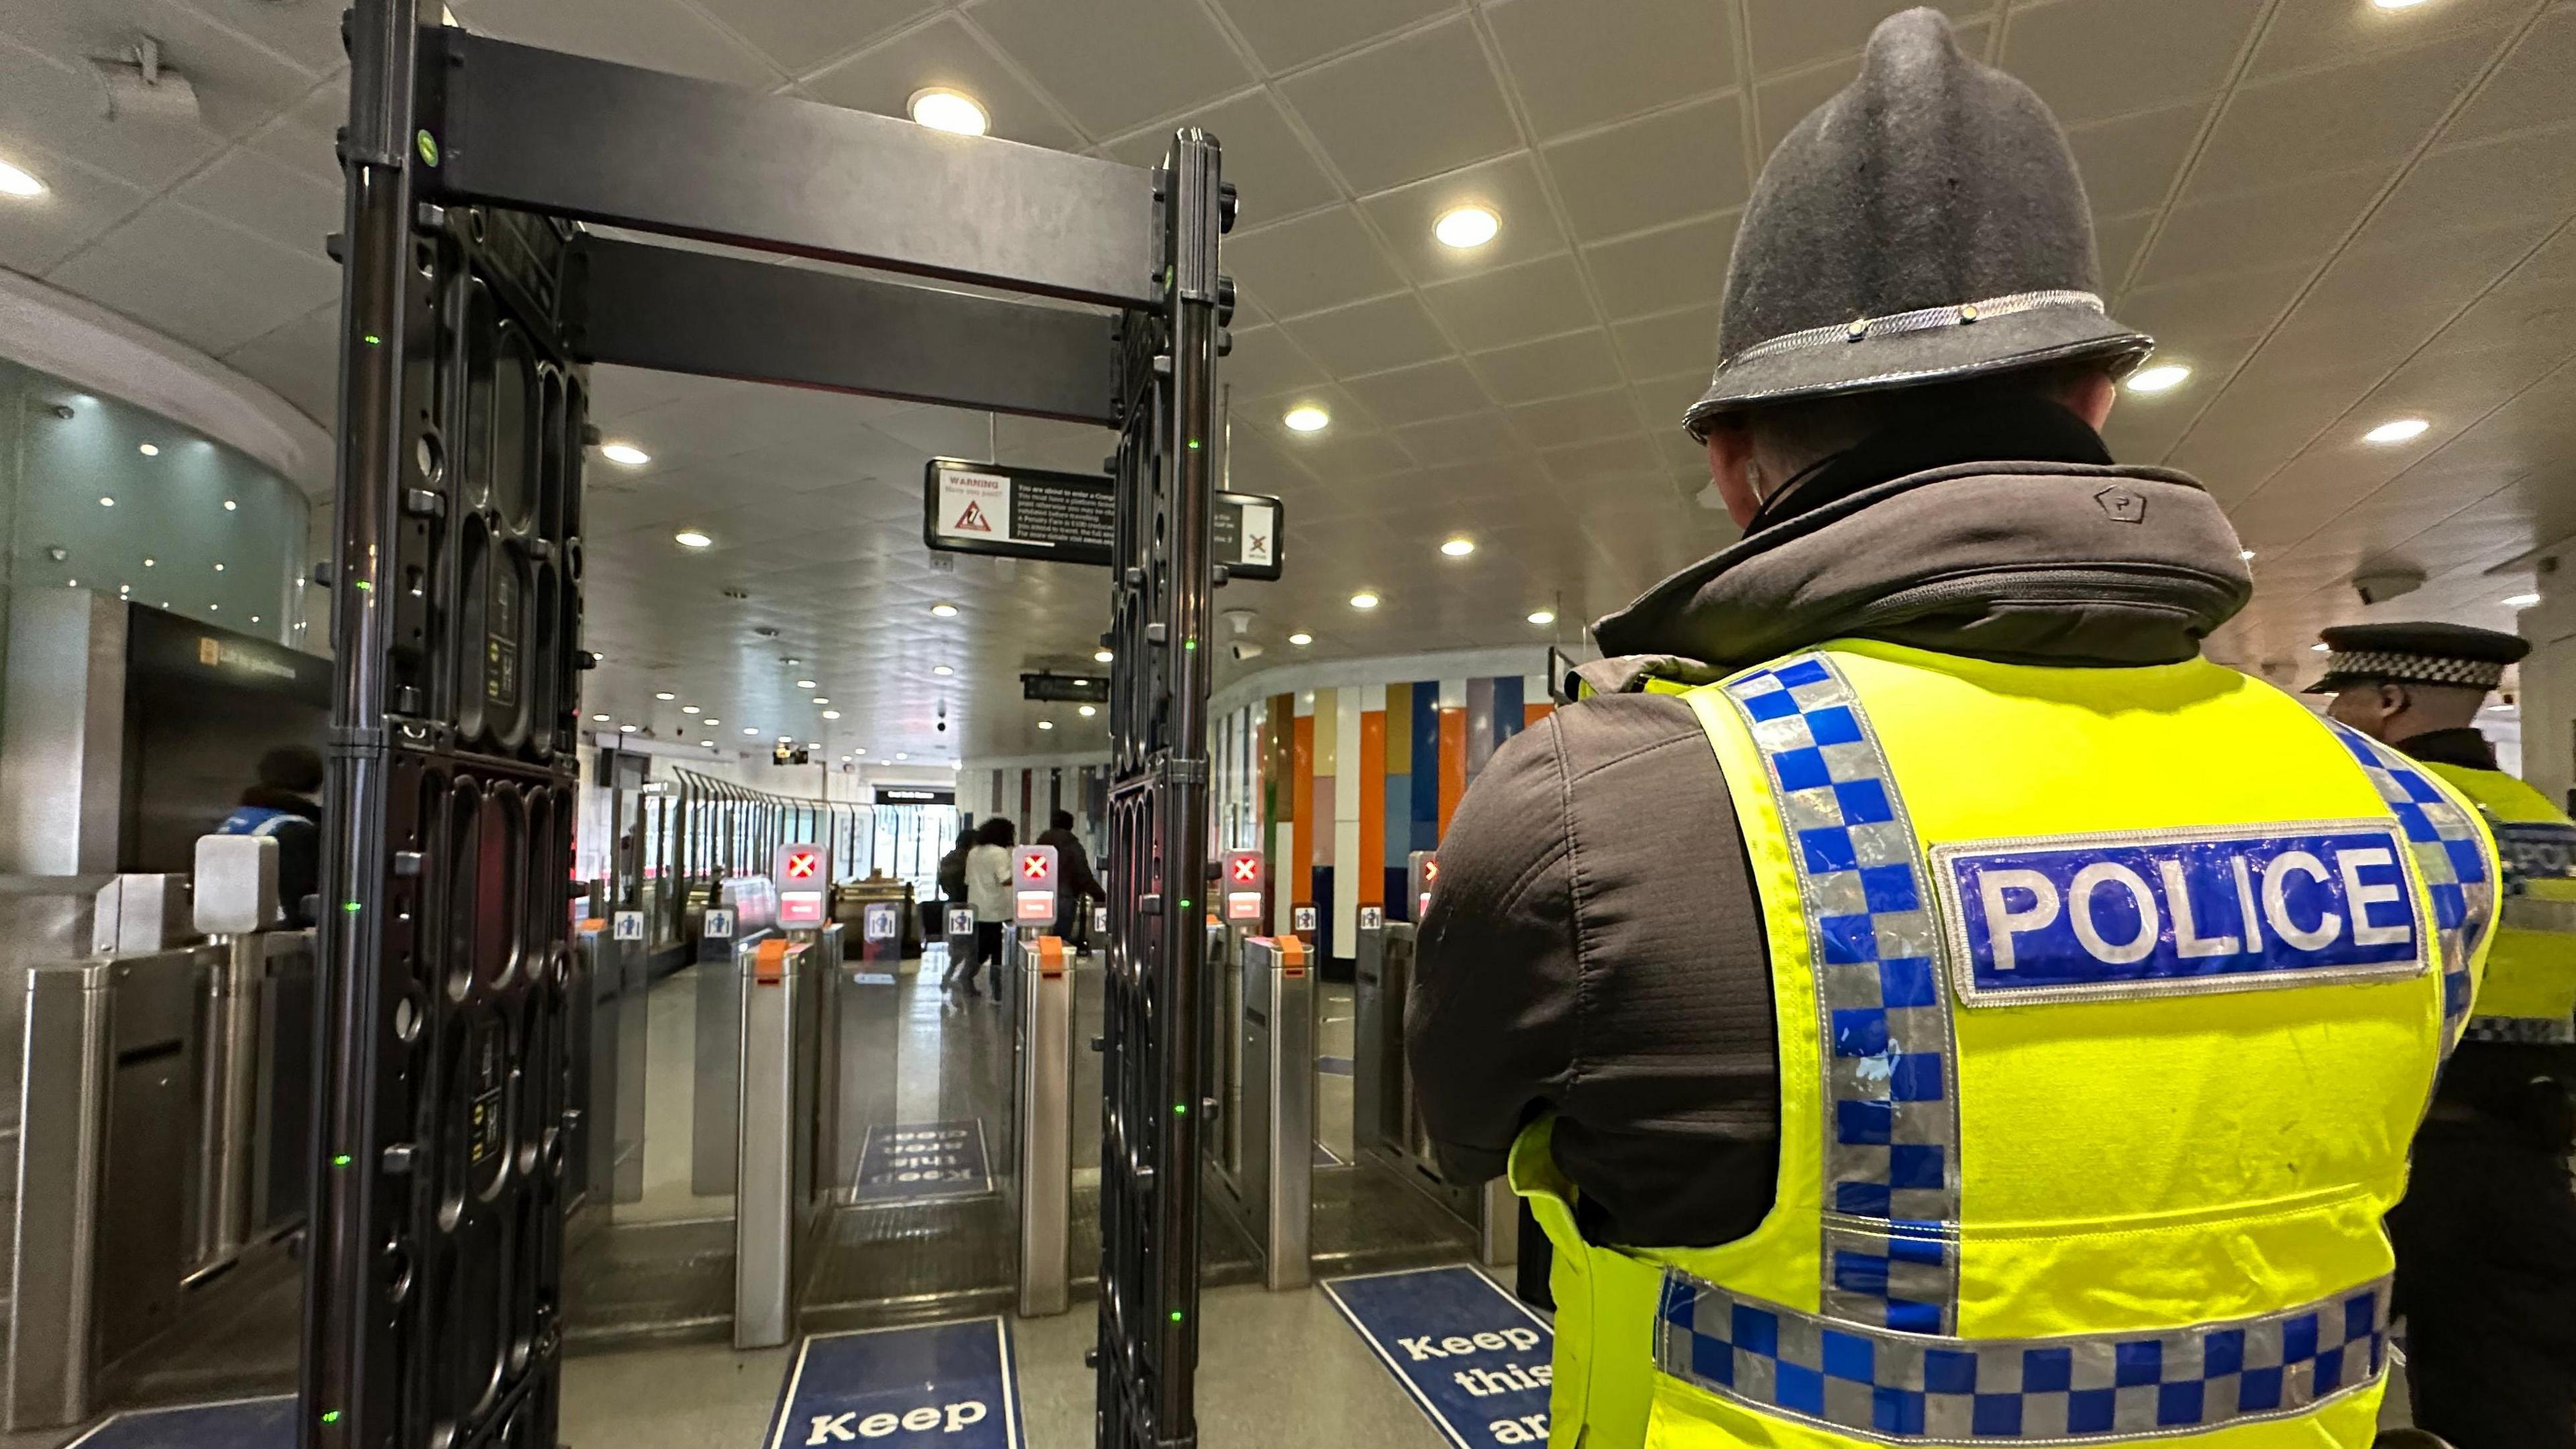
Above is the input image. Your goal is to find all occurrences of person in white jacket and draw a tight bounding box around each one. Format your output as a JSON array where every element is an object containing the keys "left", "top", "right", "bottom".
[{"left": 959, "top": 816, "right": 1016, "bottom": 997}]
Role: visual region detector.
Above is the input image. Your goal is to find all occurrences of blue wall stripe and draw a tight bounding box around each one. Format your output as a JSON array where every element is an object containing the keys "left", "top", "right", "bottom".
[
  {"left": 1493, "top": 676, "right": 1524, "bottom": 749},
  {"left": 1410, "top": 682, "right": 1440, "bottom": 853}
]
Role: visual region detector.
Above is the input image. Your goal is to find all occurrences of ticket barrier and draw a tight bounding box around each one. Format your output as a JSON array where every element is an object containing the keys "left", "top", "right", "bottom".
[
  {"left": 1205, "top": 936, "right": 1314, "bottom": 1289},
  {"left": 835, "top": 876, "right": 914, "bottom": 965},
  {"left": 1354, "top": 919, "right": 1517, "bottom": 1267},
  {"left": 1008, "top": 928, "right": 1073, "bottom": 1316},
  {"left": 732, "top": 931, "right": 843, "bottom": 1348},
  {"left": 572, "top": 921, "right": 648, "bottom": 1208}
]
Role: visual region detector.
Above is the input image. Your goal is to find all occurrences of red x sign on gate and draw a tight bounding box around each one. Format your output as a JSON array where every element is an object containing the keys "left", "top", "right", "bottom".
[
  {"left": 784, "top": 848, "right": 820, "bottom": 881},
  {"left": 1021, "top": 853, "right": 1051, "bottom": 881},
  {"left": 1230, "top": 855, "right": 1259, "bottom": 883}
]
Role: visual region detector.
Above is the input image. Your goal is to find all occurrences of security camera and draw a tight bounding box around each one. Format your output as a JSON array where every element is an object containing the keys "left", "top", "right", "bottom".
[
  {"left": 2351, "top": 566, "right": 2426, "bottom": 607},
  {"left": 1229, "top": 641, "right": 1265, "bottom": 662},
  {"left": 936, "top": 719, "right": 948, "bottom": 732}
]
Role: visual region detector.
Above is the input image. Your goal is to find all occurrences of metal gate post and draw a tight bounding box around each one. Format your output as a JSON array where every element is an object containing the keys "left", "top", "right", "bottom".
[{"left": 1018, "top": 936, "right": 1073, "bottom": 1317}]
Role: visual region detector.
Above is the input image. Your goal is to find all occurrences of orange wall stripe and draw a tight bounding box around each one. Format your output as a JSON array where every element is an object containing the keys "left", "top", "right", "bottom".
[
  {"left": 1358, "top": 710, "right": 1387, "bottom": 904},
  {"left": 1291, "top": 712, "right": 1315, "bottom": 908},
  {"left": 1437, "top": 706, "right": 1466, "bottom": 836}
]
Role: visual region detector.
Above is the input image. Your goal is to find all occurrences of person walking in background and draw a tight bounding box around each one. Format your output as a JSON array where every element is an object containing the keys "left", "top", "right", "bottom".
[
  {"left": 216, "top": 744, "right": 325, "bottom": 928},
  {"left": 936, "top": 824, "right": 977, "bottom": 989},
  {"left": 1037, "top": 810, "right": 1104, "bottom": 953},
  {"left": 961, "top": 816, "right": 1016, "bottom": 997}
]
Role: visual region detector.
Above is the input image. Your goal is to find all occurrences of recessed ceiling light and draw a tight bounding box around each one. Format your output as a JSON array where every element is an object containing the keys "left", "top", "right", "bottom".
[
  {"left": 682, "top": 704, "right": 700, "bottom": 714},
  {"left": 1527, "top": 609, "right": 1556, "bottom": 626},
  {"left": 704, "top": 718, "right": 719, "bottom": 725},
  {"left": 930, "top": 602, "right": 957, "bottom": 618},
  {"left": 2311, "top": 643, "right": 2331, "bottom": 653},
  {"left": 934, "top": 665, "right": 953, "bottom": 676},
  {"left": 213, "top": 562, "right": 225, "bottom": 572},
  {"left": 2504, "top": 592, "right": 2542, "bottom": 608},
  {"left": 144, "top": 557, "right": 156, "bottom": 568},
  {"left": 592, "top": 713, "right": 610, "bottom": 722},
  {"left": 1283, "top": 405, "right": 1330, "bottom": 433},
  {"left": 855, "top": 747, "right": 867, "bottom": 755},
  {"left": 908, "top": 87, "right": 989, "bottom": 136},
  {"left": 822, "top": 709, "right": 841, "bottom": 720},
  {"left": 1079, "top": 704, "right": 1096, "bottom": 717},
  {"left": 895, "top": 752, "right": 909, "bottom": 761},
  {"left": 0, "top": 157, "right": 45, "bottom": 198},
  {"left": 1433, "top": 205, "right": 1500, "bottom": 250},
  {"left": 2363, "top": 417, "right": 2429, "bottom": 444},
  {"left": 99, "top": 496, "right": 113, "bottom": 506},
  {"left": 223, "top": 499, "right": 237, "bottom": 511},
  {"left": 2239, "top": 549, "right": 2256, "bottom": 562},
  {"left": 1350, "top": 592, "right": 1379, "bottom": 610},
  {"left": 743, "top": 727, "right": 760, "bottom": 735},
  {"left": 796, "top": 679, "right": 817, "bottom": 689},
  {"left": 674, "top": 529, "right": 712, "bottom": 548},
  {"left": 655, "top": 690, "right": 675, "bottom": 700},
  {"left": 64, "top": 579, "right": 75, "bottom": 588},
  {"left": 812, "top": 696, "right": 829, "bottom": 704},
  {"left": 138, "top": 443, "right": 159, "bottom": 457},
  {"left": 1094, "top": 648, "right": 1114, "bottom": 663},
  {"left": 1289, "top": 631, "right": 1313, "bottom": 646},
  {"left": 600, "top": 442, "right": 650, "bottom": 466},
  {"left": 1440, "top": 537, "right": 1474, "bottom": 557},
  {"left": 1038, "top": 720, "right": 1055, "bottom": 731},
  {"left": 2127, "top": 364, "right": 2192, "bottom": 393},
  {"left": 618, "top": 724, "right": 637, "bottom": 734},
  {"left": 2372, "top": 0, "right": 2430, "bottom": 9}
]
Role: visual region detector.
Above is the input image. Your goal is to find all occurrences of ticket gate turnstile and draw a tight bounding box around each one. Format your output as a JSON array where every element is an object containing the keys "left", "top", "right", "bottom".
[
  {"left": 731, "top": 925, "right": 844, "bottom": 1348},
  {"left": 1204, "top": 934, "right": 1316, "bottom": 1289},
  {"left": 1008, "top": 926, "right": 1073, "bottom": 1316},
  {"left": 1354, "top": 918, "right": 1517, "bottom": 1267}
]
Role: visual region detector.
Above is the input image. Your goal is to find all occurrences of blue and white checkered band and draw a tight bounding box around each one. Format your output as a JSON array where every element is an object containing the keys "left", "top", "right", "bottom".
[
  {"left": 1658, "top": 1269, "right": 2390, "bottom": 1443},
  {"left": 2323, "top": 722, "right": 2497, "bottom": 1056},
  {"left": 1725, "top": 655, "right": 1960, "bottom": 1335}
]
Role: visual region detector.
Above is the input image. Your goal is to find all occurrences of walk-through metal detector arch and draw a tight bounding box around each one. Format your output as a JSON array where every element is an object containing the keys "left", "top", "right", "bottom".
[{"left": 313, "top": 3, "right": 1231, "bottom": 1446}]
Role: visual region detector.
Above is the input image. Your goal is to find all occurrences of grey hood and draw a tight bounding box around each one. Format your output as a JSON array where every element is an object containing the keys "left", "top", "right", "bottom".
[{"left": 1586, "top": 462, "right": 2251, "bottom": 690}]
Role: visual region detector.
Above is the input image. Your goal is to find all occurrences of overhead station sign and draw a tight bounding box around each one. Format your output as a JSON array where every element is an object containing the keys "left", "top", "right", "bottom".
[{"left": 923, "top": 459, "right": 1283, "bottom": 581}]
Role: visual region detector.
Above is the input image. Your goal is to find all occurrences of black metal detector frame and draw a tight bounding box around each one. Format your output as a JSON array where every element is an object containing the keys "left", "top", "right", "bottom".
[{"left": 313, "top": 6, "right": 1229, "bottom": 1447}]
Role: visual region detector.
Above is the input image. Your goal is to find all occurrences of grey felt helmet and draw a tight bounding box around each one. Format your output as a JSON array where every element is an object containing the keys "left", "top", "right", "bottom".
[{"left": 1681, "top": 8, "right": 2155, "bottom": 440}]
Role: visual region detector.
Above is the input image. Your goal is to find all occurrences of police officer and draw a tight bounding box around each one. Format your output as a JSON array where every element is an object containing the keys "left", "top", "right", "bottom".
[
  {"left": 1407, "top": 11, "right": 2499, "bottom": 1448},
  {"left": 2311, "top": 623, "right": 2576, "bottom": 1448}
]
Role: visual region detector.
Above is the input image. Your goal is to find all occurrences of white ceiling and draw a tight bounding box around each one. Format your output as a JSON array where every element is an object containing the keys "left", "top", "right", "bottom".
[{"left": 3, "top": 0, "right": 2573, "bottom": 760}]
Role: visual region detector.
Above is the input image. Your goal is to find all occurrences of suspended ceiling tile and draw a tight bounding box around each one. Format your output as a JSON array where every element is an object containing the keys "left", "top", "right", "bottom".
[
  {"left": 1741, "top": 0, "right": 1989, "bottom": 77},
  {"left": 447, "top": 0, "right": 783, "bottom": 88},
  {"left": 2245, "top": 0, "right": 2529, "bottom": 79},
  {"left": 47, "top": 198, "right": 339, "bottom": 356},
  {"left": 1581, "top": 211, "right": 1737, "bottom": 319},
  {"left": 2116, "top": 262, "right": 2312, "bottom": 347},
  {"left": 2093, "top": 211, "right": 2155, "bottom": 290},
  {"left": 1281, "top": 290, "right": 1454, "bottom": 376},
  {"left": 1101, "top": 89, "right": 1340, "bottom": 222},
  {"left": 1485, "top": 0, "right": 1739, "bottom": 141},
  {"left": 0, "top": 143, "right": 155, "bottom": 276},
  {"left": 173, "top": 144, "right": 337, "bottom": 258},
  {"left": 1358, "top": 151, "right": 1570, "bottom": 286},
  {"left": 2000, "top": 0, "right": 2256, "bottom": 129},
  {"left": 168, "top": 0, "right": 354, "bottom": 76},
  {"left": 1612, "top": 306, "right": 1719, "bottom": 381},
  {"left": 219, "top": 301, "right": 337, "bottom": 423},
  {"left": 1418, "top": 251, "right": 1601, "bottom": 352},
  {"left": 1630, "top": 370, "right": 1709, "bottom": 434},
  {"left": 2136, "top": 168, "right": 2386, "bottom": 284},
  {"left": 2185, "top": 30, "right": 2500, "bottom": 200},
  {"left": 801, "top": 15, "right": 1083, "bottom": 151},
  {"left": 238, "top": 72, "right": 345, "bottom": 185},
  {"left": 1538, "top": 433, "right": 1663, "bottom": 488},
  {"left": 706, "top": 0, "right": 934, "bottom": 80},
  {"left": 1507, "top": 386, "right": 1645, "bottom": 448},
  {"left": 0, "top": 38, "right": 229, "bottom": 191},
  {"left": 1338, "top": 357, "right": 1497, "bottom": 428},
  {"left": 2366, "top": 122, "right": 2576, "bottom": 245},
  {"left": 1388, "top": 410, "right": 1536, "bottom": 464},
  {"left": 2445, "top": 5, "right": 2576, "bottom": 145},
  {"left": 1205, "top": 0, "right": 1454, "bottom": 74},
  {"left": 1466, "top": 327, "right": 1619, "bottom": 406},
  {"left": 1543, "top": 95, "right": 1751, "bottom": 244},
  {"left": 1216, "top": 324, "right": 1334, "bottom": 404},
  {"left": 1273, "top": 15, "right": 1521, "bottom": 196},
  {"left": 964, "top": 0, "right": 1250, "bottom": 140},
  {"left": 2065, "top": 101, "right": 2208, "bottom": 218},
  {"left": 1224, "top": 204, "right": 1406, "bottom": 320},
  {"left": 10, "top": 0, "right": 326, "bottom": 136}
]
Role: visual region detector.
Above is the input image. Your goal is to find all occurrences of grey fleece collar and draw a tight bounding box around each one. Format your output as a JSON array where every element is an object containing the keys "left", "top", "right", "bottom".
[{"left": 1590, "top": 462, "right": 2251, "bottom": 680}]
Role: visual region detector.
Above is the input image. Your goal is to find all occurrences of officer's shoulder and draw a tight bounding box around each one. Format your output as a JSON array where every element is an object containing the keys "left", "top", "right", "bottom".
[{"left": 1494, "top": 688, "right": 1713, "bottom": 788}]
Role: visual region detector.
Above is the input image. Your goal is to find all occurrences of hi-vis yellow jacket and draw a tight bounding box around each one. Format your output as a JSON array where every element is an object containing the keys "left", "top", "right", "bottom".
[
  {"left": 2416, "top": 759, "right": 2576, "bottom": 1040},
  {"left": 1515, "top": 641, "right": 2500, "bottom": 1448}
]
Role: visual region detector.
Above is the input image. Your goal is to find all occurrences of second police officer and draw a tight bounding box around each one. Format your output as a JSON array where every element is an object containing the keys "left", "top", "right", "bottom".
[{"left": 1408, "top": 11, "right": 2503, "bottom": 1448}]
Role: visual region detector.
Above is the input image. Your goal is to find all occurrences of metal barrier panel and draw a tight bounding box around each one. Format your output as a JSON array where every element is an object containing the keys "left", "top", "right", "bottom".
[
  {"left": 734, "top": 938, "right": 808, "bottom": 1348},
  {"left": 1352, "top": 921, "right": 1517, "bottom": 1271},
  {"left": 189, "top": 934, "right": 266, "bottom": 1276},
  {"left": 1018, "top": 933, "right": 1072, "bottom": 1317},
  {"left": 7, "top": 961, "right": 112, "bottom": 1428},
  {"left": 1251, "top": 938, "right": 1312, "bottom": 1291}
]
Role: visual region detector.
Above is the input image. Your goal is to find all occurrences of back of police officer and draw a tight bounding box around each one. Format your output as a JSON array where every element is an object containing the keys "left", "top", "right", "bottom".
[
  {"left": 1406, "top": 12, "right": 2501, "bottom": 1448},
  {"left": 2312, "top": 624, "right": 2576, "bottom": 1448}
]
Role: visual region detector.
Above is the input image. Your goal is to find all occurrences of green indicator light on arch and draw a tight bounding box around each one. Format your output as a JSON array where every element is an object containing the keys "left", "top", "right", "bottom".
[
  {"left": 415, "top": 130, "right": 438, "bottom": 166},
  {"left": 1173, "top": 1102, "right": 1188, "bottom": 1116},
  {"left": 332, "top": 1153, "right": 353, "bottom": 1168},
  {"left": 343, "top": 900, "right": 362, "bottom": 913},
  {"left": 1169, "top": 1311, "right": 1184, "bottom": 1324},
  {"left": 322, "top": 1410, "right": 343, "bottom": 1424}
]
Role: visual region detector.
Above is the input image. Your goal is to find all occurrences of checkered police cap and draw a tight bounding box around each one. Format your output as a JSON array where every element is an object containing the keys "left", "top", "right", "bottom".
[{"left": 2305, "top": 622, "right": 2527, "bottom": 696}]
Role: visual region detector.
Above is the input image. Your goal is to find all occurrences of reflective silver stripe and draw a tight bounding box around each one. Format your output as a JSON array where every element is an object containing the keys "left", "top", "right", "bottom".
[
  {"left": 1723, "top": 290, "right": 2108, "bottom": 368},
  {"left": 1657, "top": 1268, "right": 2390, "bottom": 1444},
  {"left": 2461, "top": 1014, "right": 2576, "bottom": 1045}
]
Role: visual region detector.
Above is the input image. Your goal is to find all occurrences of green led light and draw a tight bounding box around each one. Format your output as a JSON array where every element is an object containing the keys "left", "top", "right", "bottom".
[
  {"left": 362, "top": 333, "right": 382, "bottom": 346},
  {"left": 1179, "top": 899, "right": 1193, "bottom": 910},
  {"left": 332, "top": 1154, "right": 353, "bottom": 1167},
  {"left": 1187, "top": 439, "right": 1201, "bottom": 451},
  {"left": 1183, "top": 638, "right": 1197, "bottom": 651},
  {"left": 1169, "top": 1310, "right": 1184, "bottom": 1323},
  {"left": 322, "top": 1409, "right": 343, "bottom": 1425},
  {"left": 415, "top": 129, "right": 438, "bottom": 166},
  {"left": 1173, "top": 1102, "right": 1188, "bottom": 1116},
  {"left": 343, "top": 900, "right": 362, "bottom": 913},
  {"left": 353, "top": 580, "right": 372, "bottom": 592}
]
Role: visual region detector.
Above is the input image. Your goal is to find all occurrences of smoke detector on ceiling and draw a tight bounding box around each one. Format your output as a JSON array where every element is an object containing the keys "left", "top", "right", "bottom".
[
  {"left": 1223, "top": 608, "right": 1257, "bottom": 636},
  {"left": 93, "top": 37, "right": 202, "bottom": 125}
]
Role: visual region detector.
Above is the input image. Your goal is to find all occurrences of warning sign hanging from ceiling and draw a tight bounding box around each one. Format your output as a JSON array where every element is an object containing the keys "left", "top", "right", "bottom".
[{"left": 933, "top": 465, "right": 1012, "bottom": 543}]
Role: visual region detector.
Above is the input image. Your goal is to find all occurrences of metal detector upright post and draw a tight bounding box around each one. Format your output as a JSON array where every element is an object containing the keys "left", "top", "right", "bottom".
[{"left": 1096, "top": 133, "right": 1232, "bottom": 1449}]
